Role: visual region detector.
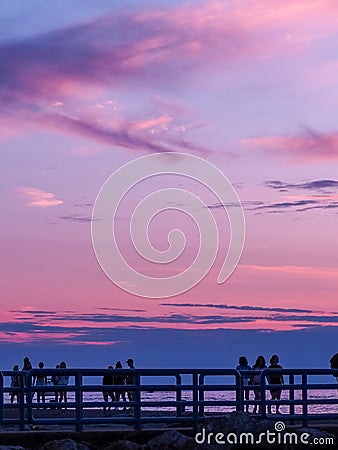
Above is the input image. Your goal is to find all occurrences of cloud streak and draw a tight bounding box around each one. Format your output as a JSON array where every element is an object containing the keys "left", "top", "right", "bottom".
[
  {"left": 2, "top": 1, "right": 337, "bottom": 153},
  {"left": 19, "top": 187, "right": 63, "bottom": 208},
  {"left": 244, "top": 128, "right": 338, "bottom": 162}
]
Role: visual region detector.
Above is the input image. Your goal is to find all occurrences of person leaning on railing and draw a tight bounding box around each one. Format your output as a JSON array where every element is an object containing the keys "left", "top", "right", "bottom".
[
  {"left": 57, "top": 361, "right": 69, "bottom": 406},
  {"left": 236, "top": 356, "right": 251, "bottom": 413},
  {"left": 250, "top": 355, "right": 267, "bottom": 414},
  {"left": 102, "top": 365, "right": 115, "bottom": 415}
]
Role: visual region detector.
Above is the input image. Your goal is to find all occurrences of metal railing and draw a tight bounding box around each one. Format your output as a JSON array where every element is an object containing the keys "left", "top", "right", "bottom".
[{"left": 0, "top": 368, "right": 337, "bottom": 431}]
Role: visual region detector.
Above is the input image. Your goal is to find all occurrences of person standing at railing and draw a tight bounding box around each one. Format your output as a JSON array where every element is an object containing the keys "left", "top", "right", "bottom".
[
  {"left": 267, "top": 354, "right": 284, "bottom": 414},
  {"left": 113, "top": 361, "right": 127, "bottom": 411},
  {"left": 250, "top": 355, "right": 267, "bottom": 414},
  {"left": 10, "top": 365, "right": 20, "bottom": 404},
  {"left": 57, "top": 361, "right": 69, "bottom": 407},
  {"left": 51, "top": 364, "right": 60, "bottom": 403},
  {"left": 125, "top": 358, "right": 135, "bottom": 403},
  {"left": 330, "top": 352, "right": 338, "bottom": 386},
  {"left": 22, "top": 356, "right": 32, "bottom": 385},
  {"left": 236, "top": 356, "right": 251, "bottom": 413},
  {"left": 33, "top": 362, "right": 47, "bottom": 408},
  {"left": 22, "top": 356, "right": 33, "bottom": 401},
  {"left": 102, "top": 365, "right": 115, "bottom": 415}
]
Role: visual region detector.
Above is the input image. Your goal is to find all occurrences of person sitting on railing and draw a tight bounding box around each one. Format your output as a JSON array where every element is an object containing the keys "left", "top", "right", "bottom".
[
  {"left": 57, "top": 361, "right": 69, "bottom": 407},
  {"left": 10, "top": 365, "right": 20, "bottom": 404},
  {"left": 250, "top": 355, "right": 267, "bottom": 414},
  {"left": 102, "top": 365, "right": 115, "bottom": 415},
  {"left": 33, "top": 361, "right": 47, "bottom": 408},
  {"left": 125, "top": 358, "right": 135, "bottom": 403},
  {"left": 113, "top": 361, "right": 127, "bottom": 411},
  {"left": 267, "top": 355, "right": 284, "bottom": 414},
  {"left": 236, "top": 356, "right": 251, "bottom": 412}
]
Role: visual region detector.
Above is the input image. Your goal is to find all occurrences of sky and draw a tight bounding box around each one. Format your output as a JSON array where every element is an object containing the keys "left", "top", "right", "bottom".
[{"left": 1, "top": 0, "right": 338, "bottom": 370}]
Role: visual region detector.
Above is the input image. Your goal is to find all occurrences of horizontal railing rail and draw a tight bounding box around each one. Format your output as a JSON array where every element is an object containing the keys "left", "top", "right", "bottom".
[{"left": 0, "top": 368, "right": 337, "bottom": 431}]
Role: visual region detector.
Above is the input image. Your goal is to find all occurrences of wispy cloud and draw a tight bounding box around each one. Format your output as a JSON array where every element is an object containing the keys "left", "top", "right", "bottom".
[
  {"left": 243, "top": 128, "right": 338, "bottom": 162},
  {"left": 265, "top": 179, "right": 338, "bottom": 192},
  {"left": 19, "top": 187, "right": 63, "bottom": 208},
  {"left": 161, "top": 302, "right": 318, "bottom": 314},
  {"left": 2, "top": 1, "right": 337, "bottom": 153}
]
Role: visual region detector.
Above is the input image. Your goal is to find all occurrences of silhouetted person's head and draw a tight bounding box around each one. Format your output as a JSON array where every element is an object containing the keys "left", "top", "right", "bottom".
[
  {"left": 254, "top": 355, "right": 266, "bottom": 368},
  {"left": 239, "top": 356, "right": 248, "bottom": 366},
  {"left": 115, "top": 361, "right": 122, "bottom": 369},
  {"left": 108, "top": 365, "right": 113, "bottom": 369},
  {"left": 56, "top": 364, "right": 60, "bottom": 369},
  {"left": 270, "top": 354, "right": 279, "bottom": 365},
  {"left": 126, "top": 358, "right": 134, "bottom": 368},
  {"left": 13, "top": 365, "right": 19, "bottom": 371},
  {"left": 38, "top": 362, "right": 44, "bottom": 369},
  {"left": 60, "top": 361, "right": 67, "bottom": 369}
]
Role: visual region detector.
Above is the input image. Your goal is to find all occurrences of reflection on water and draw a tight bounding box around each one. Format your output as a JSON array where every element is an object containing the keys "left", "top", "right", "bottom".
[{"left": 13, "top": 389, "right": 337, "bottom": 415}]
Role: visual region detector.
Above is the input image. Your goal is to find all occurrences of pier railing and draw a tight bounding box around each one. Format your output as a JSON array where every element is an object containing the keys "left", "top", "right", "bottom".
[{"left": 0, "top": 368, "right": 337, "bottom": 431}]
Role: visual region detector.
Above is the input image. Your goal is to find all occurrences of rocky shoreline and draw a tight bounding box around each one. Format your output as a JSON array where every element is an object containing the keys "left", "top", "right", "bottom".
[{"left": 0, "top": 412, "right": 336, "bottom": 449}]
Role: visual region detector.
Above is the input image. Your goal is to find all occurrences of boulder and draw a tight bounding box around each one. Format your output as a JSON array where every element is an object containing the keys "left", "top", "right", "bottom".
[
  {"left": 0, "top": 447, "right": 25, "bottom": 450},
  {"left": 297, "top": 427, "right": 334, "bottom": 440},
  {"left": 146, "top": 430, "right": 195, "bottom": 450},
  {"left": 39, "top": 439, "right": 90, "bottom": 450},
  {"left": 102, "top": 441, "right": 143, "bottom": 450}
]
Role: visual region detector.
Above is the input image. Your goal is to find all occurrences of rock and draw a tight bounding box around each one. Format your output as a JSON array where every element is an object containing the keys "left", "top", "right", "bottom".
[
  {"left": 102, "top": 441, "right": 143, "bottom": 450},
  {"left": 0, "top": 447, "right": 25, "bottom": 450},
  {"left": 39, "top": 439, "right": 90, "bottom": 450},
  {"left": 297, "top": 427, "right": 334, "bottom": 440},
  {"left": 146, "top": 430, "right": 195, "bottom": 450}
]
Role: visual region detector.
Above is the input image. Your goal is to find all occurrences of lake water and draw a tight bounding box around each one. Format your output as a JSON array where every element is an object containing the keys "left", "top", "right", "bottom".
[{"left": 10, "top": 388, "right": 336, "bottom": 415}]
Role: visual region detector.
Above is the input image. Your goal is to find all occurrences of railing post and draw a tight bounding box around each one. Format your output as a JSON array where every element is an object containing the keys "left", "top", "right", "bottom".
[
  {"left": 0, "top": 372, "right": 3, "bottom": 424},
  {"left": 302, "top": 373, "right": 308, "bottom": 426},
  {"left": 75, "top": 373, "right": 83, "bottom": 432},
  {"left": 25, "top": 371, "right": 33, "bottom": 430},
  {"left": 192, "top": 371, "right": 199, "bottom": 427},
  {"left": 260, "top": 370, "right": 267, "bottom": 419},
  {"left": 134, "top": 372, "right": 141, "bottom": 431},
  {"left": 175, "top": 374, "right": 182, "bottom": 417},
  {"left": 237, "top": 371, "right": 244, "bottom": 413},
  {"left": 289, "top": 374, "right": 295, "bottom": 424},
  {"left": 198, "top": 374, "right": 205, "bottom": 417}
]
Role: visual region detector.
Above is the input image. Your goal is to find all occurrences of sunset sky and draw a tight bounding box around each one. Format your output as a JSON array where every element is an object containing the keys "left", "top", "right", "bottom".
[{"left": 1, "top": 0, "right": 338, "bottom": 370}]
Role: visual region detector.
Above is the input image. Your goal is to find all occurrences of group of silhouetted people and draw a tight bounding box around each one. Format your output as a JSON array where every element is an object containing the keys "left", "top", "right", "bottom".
[
  {"left": 236, "top": 354, "right": 284, "bottom": 414},
  {"left": 101, "top": 358, "right": 135, "bottom": 415},
  {"left": 10, "top": 357, "right": 69, "bottom": 407}
]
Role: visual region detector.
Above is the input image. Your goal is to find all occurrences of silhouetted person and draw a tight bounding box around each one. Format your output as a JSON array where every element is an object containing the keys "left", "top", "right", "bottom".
[
  {"left": 330, "top": 352, "right": 338, "bottom": 390},
  {"left": 236, "top": 356, "right": 251, "bottom": 412},
  {"left": 22, "top": 356, "right": 32, "bottom": 385},
  {"left": 33, "top": 362, "right": 47, "bottom": 408},
  {"left": 10, "top": 365, "right": 20, "bottom": 404},
  {"left": 251, "top": 355, "right": 267, "bottom": 414},
  {"left": 267, "top": 355, "right": 284, "bottom": 414},
  {"left": 58, "top": 361, "right": 69, "bottom": 406},
  {"left": 102, "top": 365, "right": 115, "bottom": 415},
  {"left": 126, "top": 358, "right": 135, "bottom": 403},
  {"left": 22, "top": 356, "right": 33, "bottom": 401},
  {"left": 114, "top": 361, "right": 126, "bottom": 410}
]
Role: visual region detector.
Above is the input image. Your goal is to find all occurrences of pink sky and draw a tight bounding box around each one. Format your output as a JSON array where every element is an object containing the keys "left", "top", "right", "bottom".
[{"left": 1, "top": 0, "right": 338, "bottom": 355}]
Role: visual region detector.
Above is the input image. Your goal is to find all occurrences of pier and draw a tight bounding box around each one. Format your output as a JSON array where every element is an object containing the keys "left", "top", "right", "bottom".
[{"left": 1, "top": 368, "right": 337, "bottom": 432}]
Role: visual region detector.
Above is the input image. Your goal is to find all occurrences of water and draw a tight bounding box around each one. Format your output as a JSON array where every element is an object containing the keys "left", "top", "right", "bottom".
[{"left": 13, "top": 389, "right": 337, "bottom": 415}]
